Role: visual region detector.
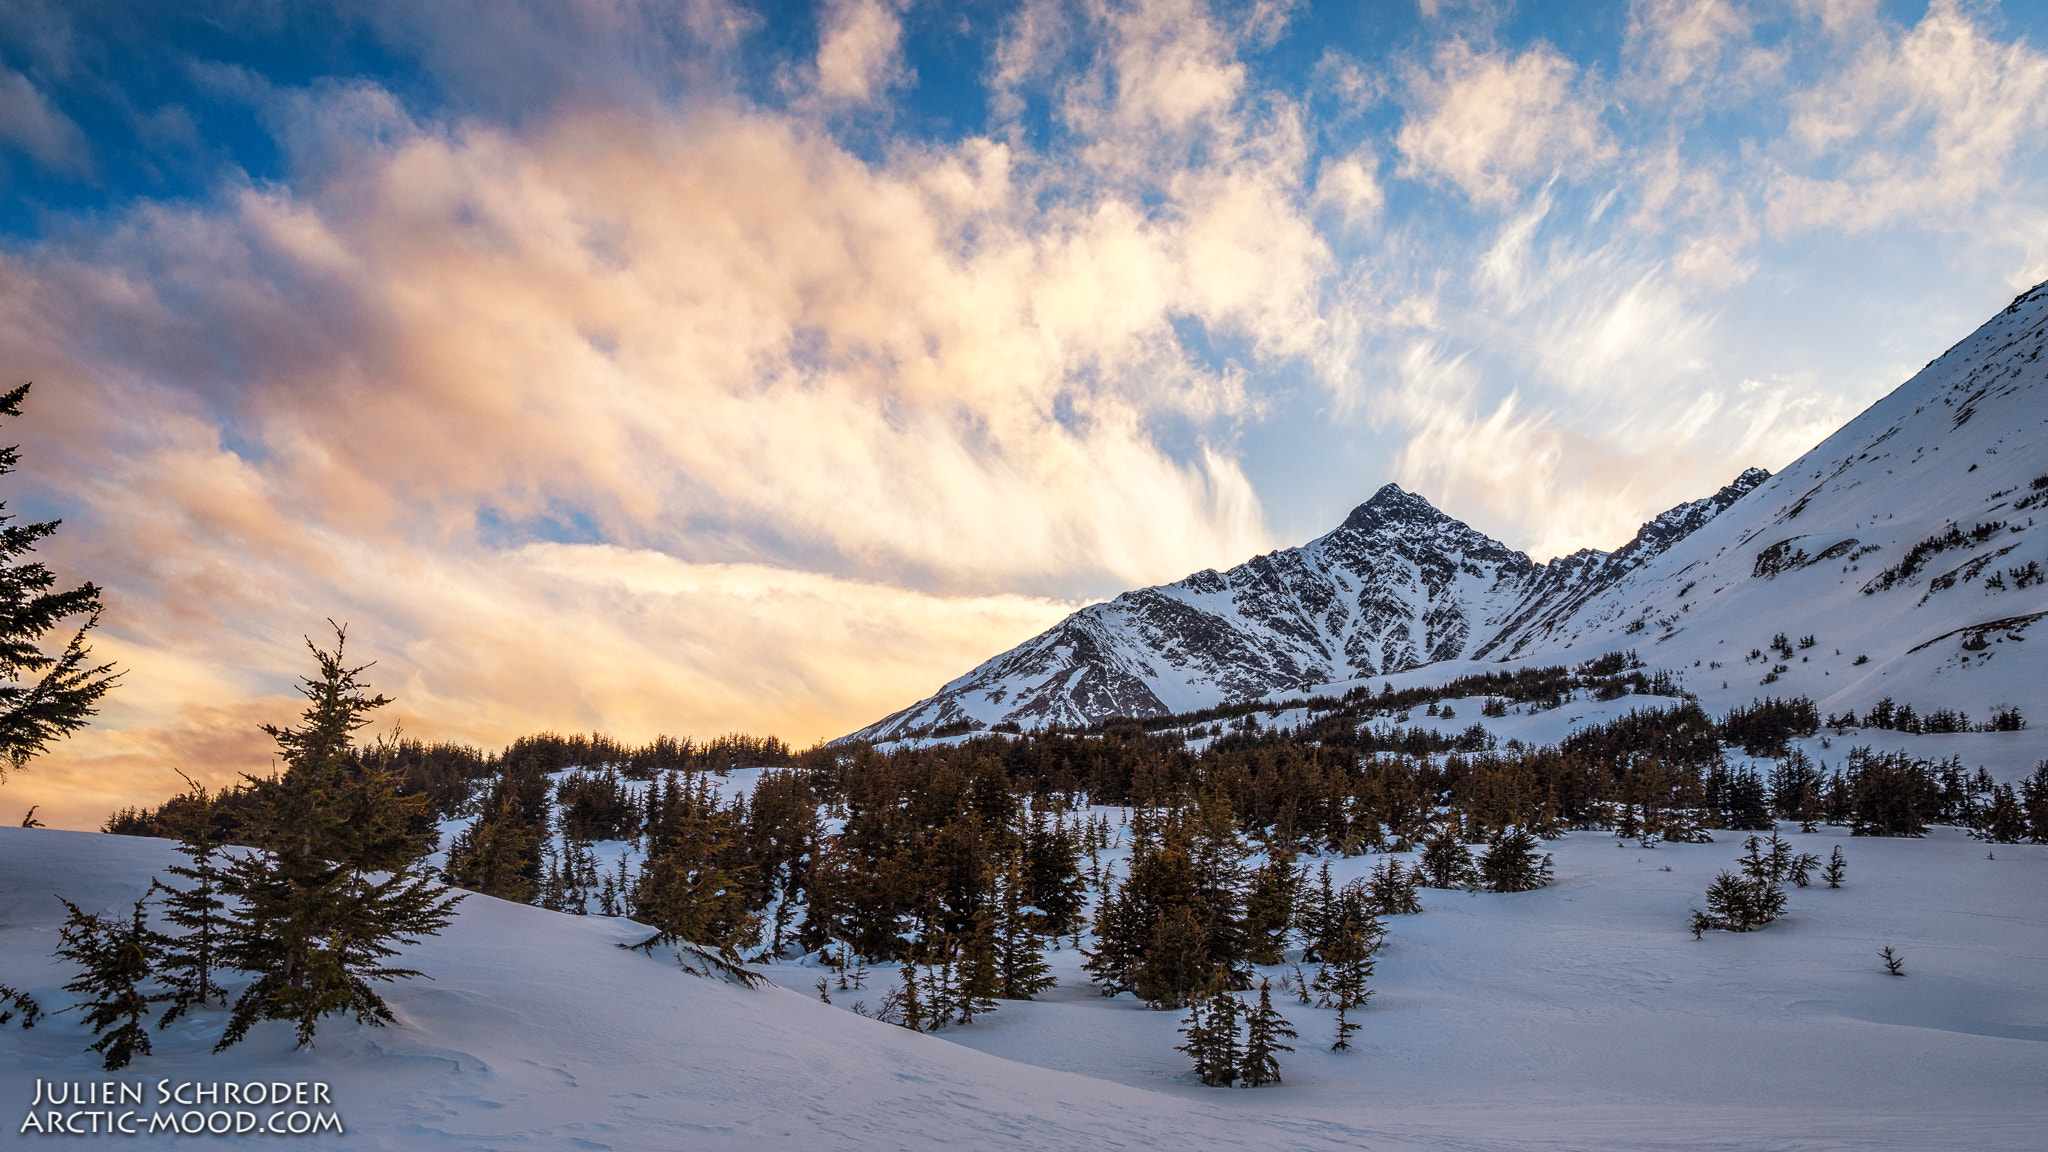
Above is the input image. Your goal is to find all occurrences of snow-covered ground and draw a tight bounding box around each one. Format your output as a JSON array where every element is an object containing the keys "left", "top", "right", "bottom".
[{"left": 6, "top": 818, "right": 2045, "bottom": 1150}]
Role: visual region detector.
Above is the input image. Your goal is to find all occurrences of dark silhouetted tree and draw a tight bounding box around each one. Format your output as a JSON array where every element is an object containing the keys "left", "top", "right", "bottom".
[{"left": 0, "top": 383, "right": 119, "bottom": 782}]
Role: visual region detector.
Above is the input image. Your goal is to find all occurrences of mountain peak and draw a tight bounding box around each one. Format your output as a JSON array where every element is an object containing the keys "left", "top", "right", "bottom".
[{"left": 1339, "top": 482, "right": 1444, "bottom": 533}]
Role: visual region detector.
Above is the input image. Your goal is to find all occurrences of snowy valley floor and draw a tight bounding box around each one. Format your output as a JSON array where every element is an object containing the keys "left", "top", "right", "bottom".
[{"left": 3, "top": 820, "right": 2045, "bottom": 1150}]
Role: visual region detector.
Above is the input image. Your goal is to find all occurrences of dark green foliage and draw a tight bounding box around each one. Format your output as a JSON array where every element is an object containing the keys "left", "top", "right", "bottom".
[
  {"left": 994, "top": 857, "right": 1055, "bottom": 1000},
  {"left": 1478, "top": 827, "right": 1554, "bottom": 892},
  {"left": 150, "top": 775, "right": 229, "bottom": 1024},
  {"left": 1691, "top": 871, "right": 1785, "bottom": 934},
  {"left": 1314, "top": 920, "right": 1374, "bottom": 1050},
  {"left": 446, "top": 796, "right": 542, "bottom": 902},
  {"left": 1241, "top": 850, "right": 1299, "bottom": 965},
  {"left": 2023, "top": 762, "right": 2048, "bottom": 843},
  {"left": 555, "top": 766, "right": 642, "bottom": 841},
  {"left": 215, "top": 627, "right": 462, "bottom": 1051},
  {"left": 356, "top": 734, "right": 494, "bottom": 825},
  {"left": 1823, "top": 845, "right": 1846, "bottom": 888},
  {"left": 1561, "top": 703, "right": 1723, "bottom": 772},
  {"left": 1978, "top": 784, "right": 2029, "bottom": 844},
  {"left": 1718, "top": 697, "right": 1819, "bottom": 757},
  {"left": 56, "top": 897, "right": 162, "bottom": 1070},
  {"left": 1417, "top": 825, "right": 1476, "bottom": 889},
  {"left": 1707, "top": 767, "right": 1774, "bottom": 830},
  {"left": 1769, "top": 748, "right": 1824, "bottom": 823},
  {"left": 1022, "top": 811, "right": 1088, "bottom": 939},
  {"left": 1365, "top": 856, "right": 1422, "bottom": 915},
  {"left": 1844, "top": 748, "right": 1941, "bottom": 836},
  {"left": 1135, "top": 903, "right": 1215, "bottom": 1011},
  {"left": 1239, "top": 978, "right": 1296, "bottom": 1087},
  {"left": 630, "top": 774, "right": 760, "bottom": 962},
  {"left": 0, "top": 384, "right": 119, "bottom": 780},
  {"left": 1177, "top": 980, "right": 1242, "bottom": 1087}
]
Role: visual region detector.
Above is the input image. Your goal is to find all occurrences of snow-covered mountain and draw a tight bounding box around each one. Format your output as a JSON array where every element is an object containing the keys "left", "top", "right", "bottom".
[
  {"left": 1515, "top": 279, "right": 2048, "bottom": 724},
  {"left": 853, "top": 279, "right": 2048, "bottom": 740},
  {"left": 849, "top": 470, "right": 1769, "bottom": 740}
]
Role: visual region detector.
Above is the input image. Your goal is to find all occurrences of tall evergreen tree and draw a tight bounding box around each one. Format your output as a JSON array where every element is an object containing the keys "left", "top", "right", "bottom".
[
  {"left": 0, "top": 383, "right": 119, "bottom": 782},
  {"left": 55, "top": 897, "right": 161, "bottom": 1070},
  {"left": 215, "top": 626, "right": 462, "bottom": 1050},
  {"left": 1242, "top": 850, "right": 1300, "bottom": 965}
]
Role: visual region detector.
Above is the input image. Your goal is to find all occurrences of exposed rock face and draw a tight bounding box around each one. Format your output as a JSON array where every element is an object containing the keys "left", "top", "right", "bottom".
[{"left": 848, "top": 470, "right": 1769, "bottom": 741}]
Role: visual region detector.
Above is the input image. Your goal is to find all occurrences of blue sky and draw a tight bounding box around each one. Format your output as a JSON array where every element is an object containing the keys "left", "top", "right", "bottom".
[{"left": 4, "top": 0, "right": 2047, "bottom": 825}]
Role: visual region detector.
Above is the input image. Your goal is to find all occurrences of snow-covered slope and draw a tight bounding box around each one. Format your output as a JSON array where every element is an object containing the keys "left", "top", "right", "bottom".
[
  {"left": 1511, "top": 279, "right": 2048, "bottom": 724},
  {"left": 851, "top": 472, "right": 1766, "bottom": 739},
  {"left": 8, "top": 822, "right": 2048, "bottom": 1150}
]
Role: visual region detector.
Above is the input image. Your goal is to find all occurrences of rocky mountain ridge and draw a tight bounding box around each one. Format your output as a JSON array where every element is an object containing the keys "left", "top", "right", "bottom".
[{"left": 848, "top": 468, "right": 1768, "bottom": 741}]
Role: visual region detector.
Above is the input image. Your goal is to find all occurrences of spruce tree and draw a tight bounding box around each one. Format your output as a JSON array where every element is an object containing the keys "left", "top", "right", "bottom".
[
  {"left": 1239, "top": 978, "right": 1296, "bottom": 1087},
  {"left": 1979, "top": 784, "right": 2029, "bottom": 844},
  {"left": 0, "top": 383, "right": 119, "bottom": 782},
  {"left": 151, "top": 774, "right": 229, "bottom": 1025},
  {"left": 1690, "top": 869, "right": 1786, "bottom": 934},
  {"left": 1478, "top": 827, "right": 1554, "bottom": 893},
  {"left": 1297, "top": 861, "right": 1336, "bottom": 961},
  {"left": 1314, "top": 895, "right": 1376, "bottom": 1051},
  {"left": 897, "top": 963, "right": 926, "bottom": 1032},
  {"left": 1176, "top": 980, "right": 1242, "bottom": 1087},
  {"left": 55, "top": 897, "right": 162, "bottom": 1070},
  {"left": 958, "top": 916, "right": 1001, "bottom": 1022},
  {"left": 1366, "top": 856, "right": 1422, "bottom": 915},
  {"left": 1242, "top": 851, "right": 1299, "bottom": 965},
  {"left": 446, "top": 797, "right": 541, "bottom": 902},
  {"left": 1418, "top": 825, "right": 1477, "bottom": 889},
  {"left": 1822, "top": 845, "right": 1847, "bottom": 888},
  {"left": 994, "top": 858, "right": 1055, "bottom": 999},
  {"left": 215, "top": 626, "right": 463, "bottom": 1050}
]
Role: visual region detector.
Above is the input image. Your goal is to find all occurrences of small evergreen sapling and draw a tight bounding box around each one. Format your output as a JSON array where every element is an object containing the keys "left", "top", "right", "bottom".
[
  {"left": 56, "top": 897, "right": 163, "bottom": 1070},
  {"left": 150, "top": 773, "right": 229, "bottom": 1025},
  {"left": 1176, "top": 981, "right": 1242, "bottom": 1087},
  {"left": 1314, "top": 897, "right": 1377, "bottom": 1050},
  {"left": 1823, "top": 845, "right": 1847, "bottom": 888},
  {"left": 1239, "top": 978, "right": 1296, "bottom": 1087},
  {"left": 1880, "top": 945, "right": 1905, "bottom": 976}
]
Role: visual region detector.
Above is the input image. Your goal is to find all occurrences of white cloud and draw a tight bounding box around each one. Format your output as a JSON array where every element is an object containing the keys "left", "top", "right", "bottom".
[
  {"left": 1770, "top": 0, "right": 2048, "bottom": 234},
  {"left": 814, "top": 0, "right": 908, "bottom": 104},
  {"left": 1396, "top": 39, "right": 1614, "bottom": 205}
]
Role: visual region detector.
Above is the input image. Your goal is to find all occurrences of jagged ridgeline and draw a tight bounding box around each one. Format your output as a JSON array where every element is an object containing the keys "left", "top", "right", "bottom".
[{"left": 851, "top": 470, "right": 1772, "bottom": 741}]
